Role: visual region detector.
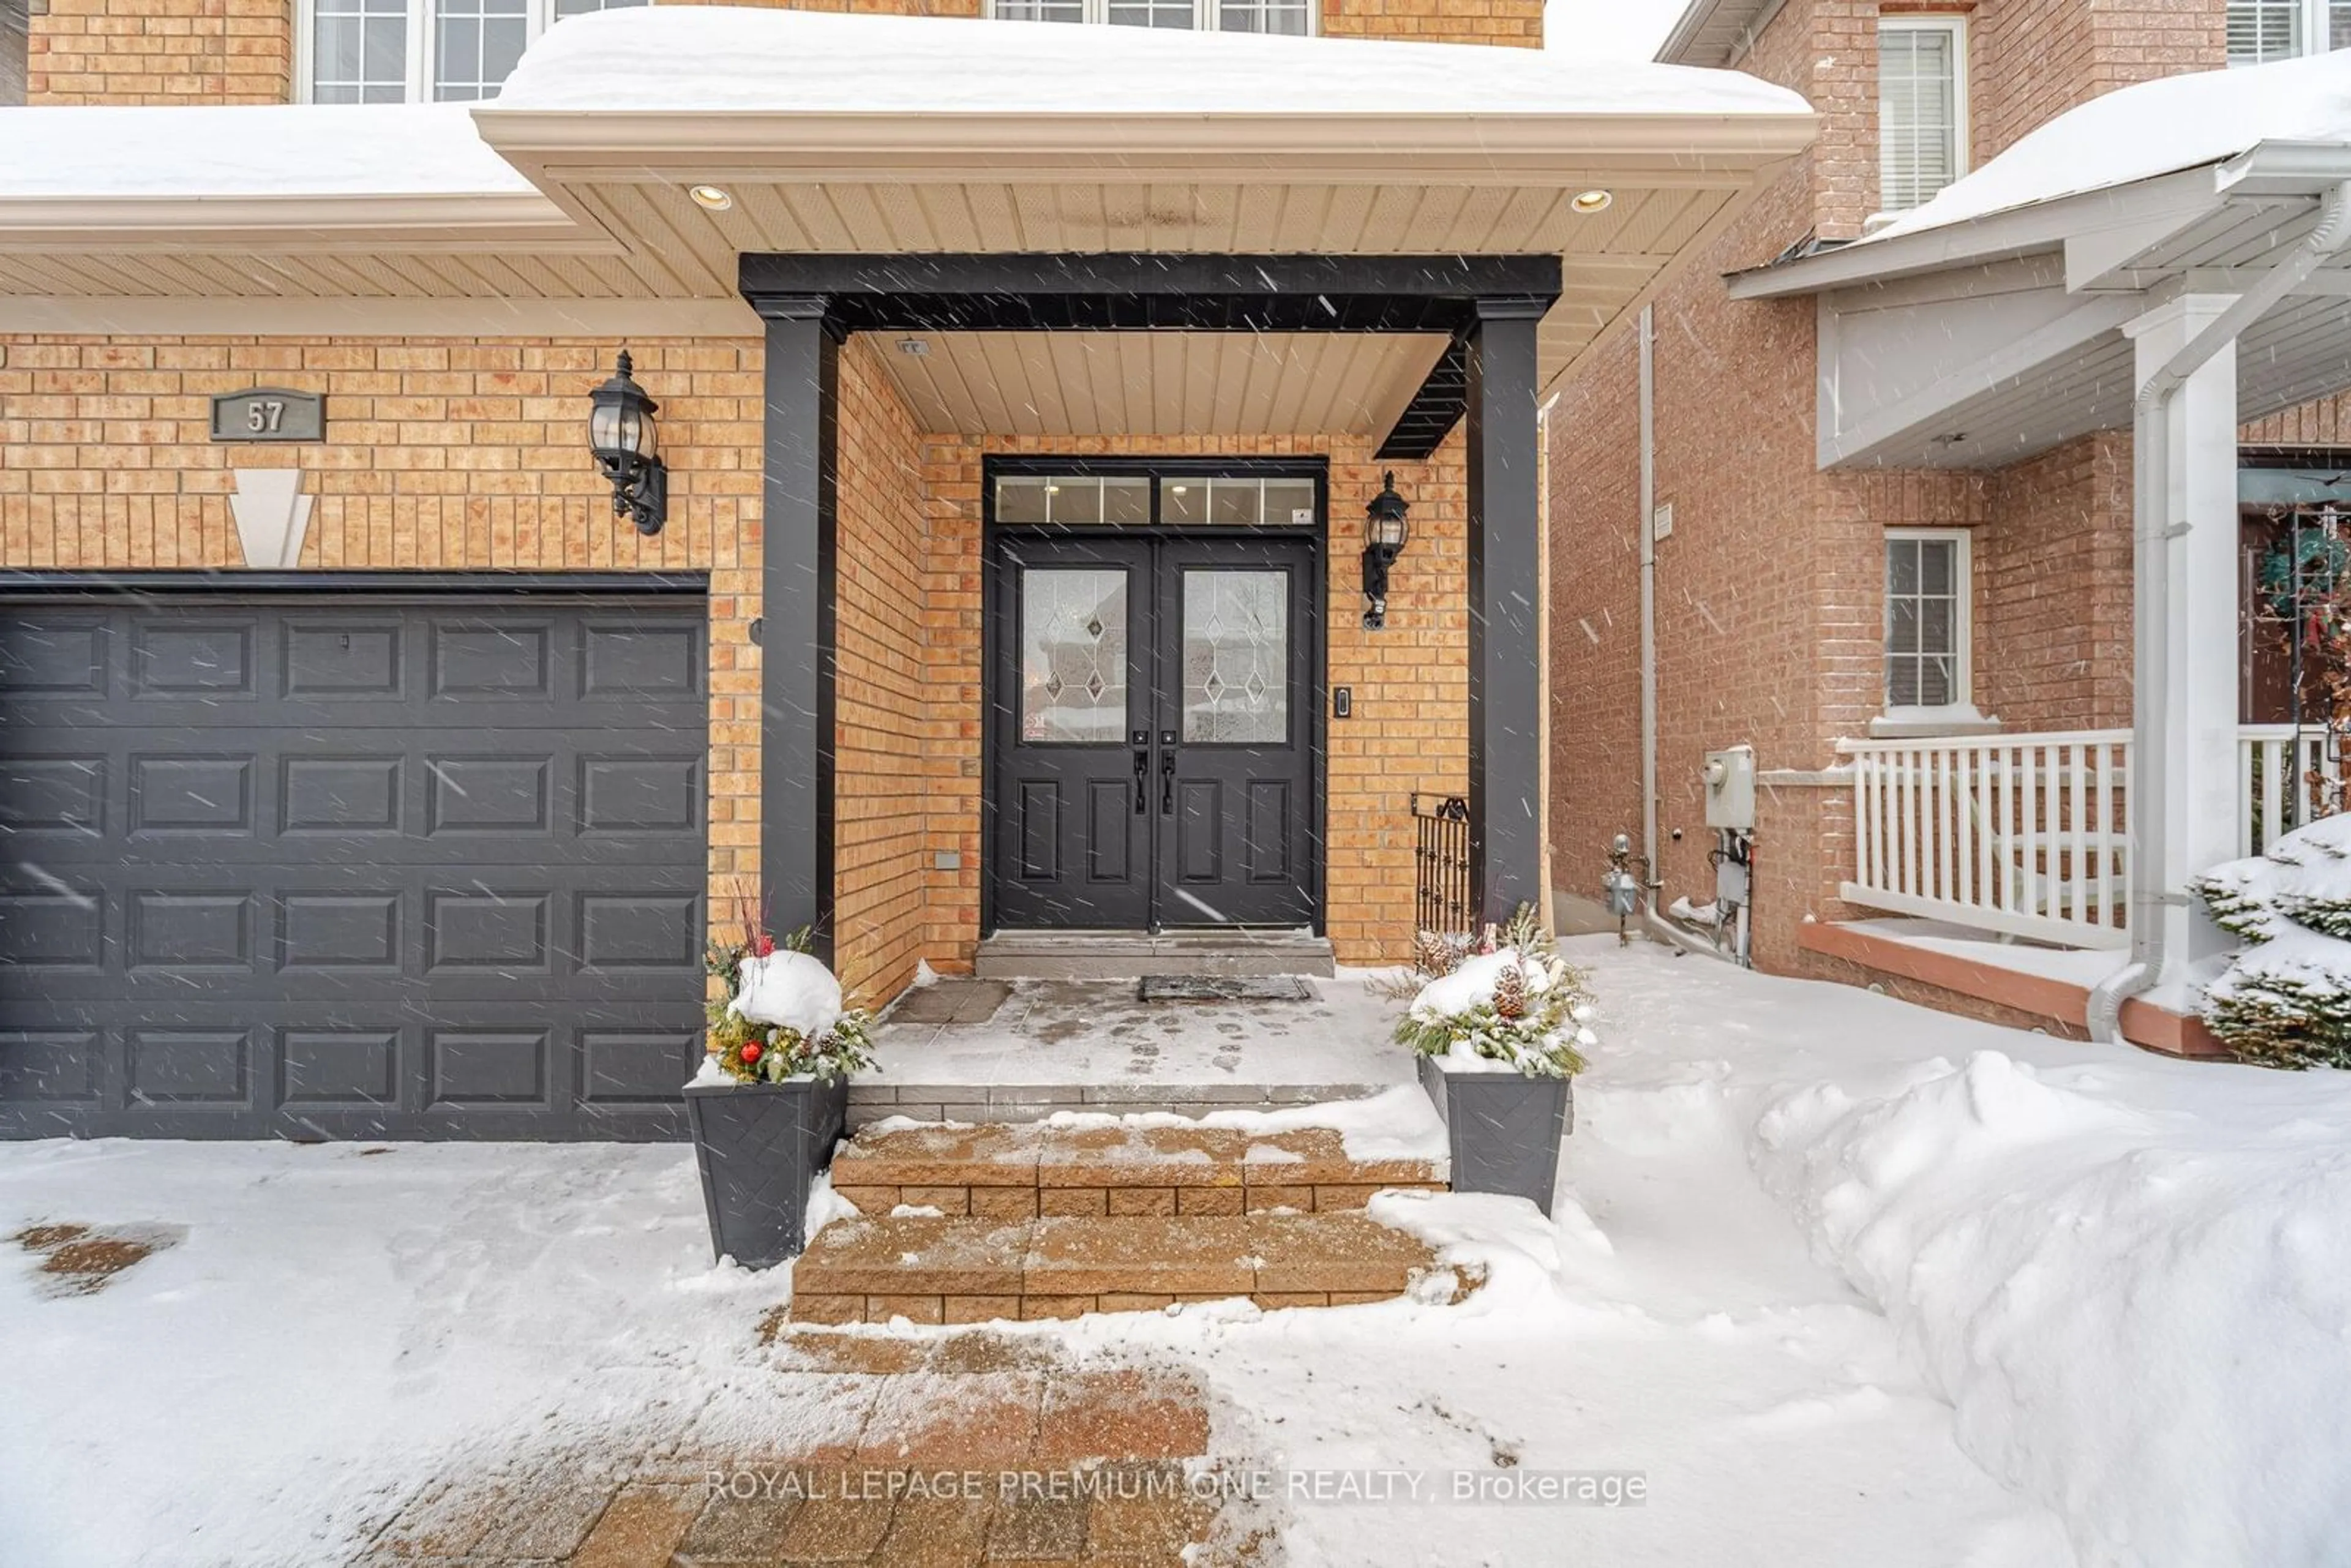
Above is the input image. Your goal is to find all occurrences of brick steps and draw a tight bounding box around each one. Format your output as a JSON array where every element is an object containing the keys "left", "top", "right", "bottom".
[
  {"left": 791, "top": 1209, "right": 1448, "bottom": 1325},
  {"left": 830, "top": 1120, "right": 1447, "bottom": 1219}
]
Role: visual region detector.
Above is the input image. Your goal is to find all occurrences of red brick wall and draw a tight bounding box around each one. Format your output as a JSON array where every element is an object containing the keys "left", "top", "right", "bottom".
[{"left": 1978, "top": 432, "right": 2134, "bottom": 732}]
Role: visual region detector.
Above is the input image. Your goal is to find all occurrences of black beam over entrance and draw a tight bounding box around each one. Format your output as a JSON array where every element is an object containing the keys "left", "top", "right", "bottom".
[
  {"left": 741, "top": 253, "right": 1559, "bottom": 459},
  {"left": 1465, "top": 299, "right": 1547, "bottom": 928},
  {"left": 738, "top": 251, "right": 1557, "bottom": 945},
  {"left": 754, "top": 296, "right": 843, "bottom": 964}
]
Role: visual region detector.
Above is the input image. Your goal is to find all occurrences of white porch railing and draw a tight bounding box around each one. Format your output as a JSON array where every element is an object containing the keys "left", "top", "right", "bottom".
[
  {"left": 2237, "top": 725, "right": 2349, "bottom": 859},
  {"left": 1841, "top": 732, "right": 2134, "bottom": 948},
  {"left": 1839, "top": 726, "right": 2351, "bottom": 948}
]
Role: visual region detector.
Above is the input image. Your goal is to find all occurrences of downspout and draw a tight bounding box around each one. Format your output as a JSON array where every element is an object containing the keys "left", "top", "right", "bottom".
[
  {"left": 1636, "top": 306, "right": 1663, "bottom": 923},
  {"left": 2087, "top": 179, "right": 2351, "bottom": 1041}
]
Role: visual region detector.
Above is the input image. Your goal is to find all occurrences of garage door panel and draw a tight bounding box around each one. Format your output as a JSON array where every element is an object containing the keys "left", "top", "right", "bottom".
[
  {"left": 0, "top": 590, "right": 709, "bottom": 1142},
  {"left": 282, "top": 618, "right": 406, "bottom": 700},
  {"left": 0, "top": 614, "right": 108, "bottom": 695},
  {"left": 130, "top": 620, "right": 260, "bottom": 699}
]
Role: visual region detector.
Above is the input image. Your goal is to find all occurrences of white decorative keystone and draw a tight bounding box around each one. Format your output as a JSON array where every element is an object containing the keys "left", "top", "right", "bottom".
[{"left": 228, "top": 467, "right": 313, "bottom": 570}]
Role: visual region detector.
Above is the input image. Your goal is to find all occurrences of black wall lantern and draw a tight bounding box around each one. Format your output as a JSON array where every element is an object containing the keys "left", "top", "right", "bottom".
[
  {"left": 1362, "top": 470, "right": 1411, "bottom": 629},
  {"left": 588, "top": 349, "right": 668, "bottom": 536}
]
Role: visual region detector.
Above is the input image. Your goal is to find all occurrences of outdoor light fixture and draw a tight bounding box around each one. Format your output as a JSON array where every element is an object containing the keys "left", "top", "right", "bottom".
[
  {"left": 1571, "top": 189, "right": 1614, "bottom": 214},
  {"left": 588, "top": 350, "right": 667, "bottom": 536},
  {"left": 896, "top": 337, "right": 931, "bottom": 356},
  {"left": 1362, "top": 470, "right": 1411, "bottom": 629},
  {"left": 688, "top": 184, "right": 734, "bottom": 211}
]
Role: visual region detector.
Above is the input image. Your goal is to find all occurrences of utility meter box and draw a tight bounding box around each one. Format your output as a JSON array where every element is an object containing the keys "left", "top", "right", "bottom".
[{"left": 1702, "top": 745, "right": 1757, "bottom": 831}]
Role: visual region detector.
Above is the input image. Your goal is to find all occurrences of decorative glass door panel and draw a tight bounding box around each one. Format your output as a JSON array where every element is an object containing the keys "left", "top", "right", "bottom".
[{"left": 986, "top": 486, "right": 1319, "bottom": 932}]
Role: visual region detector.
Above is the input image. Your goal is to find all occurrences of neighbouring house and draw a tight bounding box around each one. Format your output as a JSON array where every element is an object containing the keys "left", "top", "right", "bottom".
[
  {"left": 0, "top": 1, "right": 1815, "bottom": 1139},
  {"left": 1549, "top": 0, "right": 2351, "bottom": 1054}
]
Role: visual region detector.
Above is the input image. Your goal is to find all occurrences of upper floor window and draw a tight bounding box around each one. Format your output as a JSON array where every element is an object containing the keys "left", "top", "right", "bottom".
[
  {"left": 987, "top": 0, "right": 1313, "bottom": 35},
  {"left": 302, "top": 0, "right": 642, "bottom": 103},
  {"left": 1878, "top": 15, "right": 1968, "bottom": 214},
  {"left": 2228, "top": 0, "right": 2351, "bottom": 64}
]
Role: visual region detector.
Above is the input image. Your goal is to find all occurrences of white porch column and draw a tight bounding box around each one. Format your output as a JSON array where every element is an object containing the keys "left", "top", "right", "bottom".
[{"left": 2125, "top": 294, "right": 2241, "bottom": 975}]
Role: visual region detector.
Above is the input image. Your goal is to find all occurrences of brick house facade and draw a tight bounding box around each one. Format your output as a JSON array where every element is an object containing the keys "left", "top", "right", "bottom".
[
  {"left": 0, "top": 1, "right": 1812, "bottom": 1136},
  {"left": 1548, "top": 0, "right": 2351, "bottom": 1037}
]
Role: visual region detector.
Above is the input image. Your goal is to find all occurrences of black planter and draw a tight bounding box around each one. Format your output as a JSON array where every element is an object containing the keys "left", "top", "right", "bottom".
[
  {"left": 1417, "top": 1054, "right": 1573, "bottom": 1217},
  {"left": 684, "top": 1076, "right": 849, "bottom": 1269}
]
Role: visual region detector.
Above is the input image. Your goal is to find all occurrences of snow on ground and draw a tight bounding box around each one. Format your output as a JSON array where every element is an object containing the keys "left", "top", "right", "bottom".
[
  {"left": 1571, "top": 936, "right": 2351, "bottom": 1568},
  {"left": 4, "top": 941, "right": 2344, "bottom": 1564},
  {"left": 870, "top": 969, "right": 1420, "bottom": 1090}
]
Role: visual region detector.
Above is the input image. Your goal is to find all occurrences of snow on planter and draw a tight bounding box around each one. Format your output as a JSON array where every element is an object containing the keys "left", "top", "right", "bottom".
[
  {"left": 1397, "top": 945, "right": 1595, "bottom": 1077},
  {"left": 2195, "top": 814, "right": 2351, "bottom": 1068},
  {"left": 1396, "top": 917, "right": 1589, "bottom": 1216}
]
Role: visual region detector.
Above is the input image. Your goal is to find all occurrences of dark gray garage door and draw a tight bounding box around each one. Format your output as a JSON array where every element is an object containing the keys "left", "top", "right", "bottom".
[{"left": 0, "top": 579, "right": 710, "bottom": 1140}]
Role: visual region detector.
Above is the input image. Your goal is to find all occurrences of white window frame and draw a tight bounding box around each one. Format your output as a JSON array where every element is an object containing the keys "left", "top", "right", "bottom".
[
  {"left": 981, "top": 0, "right": 1318, "bottom": 35},
  {"left": 2227, "top": 0, "right": 2351, "bottom": 64},
  {"left": 1878, "top": 527, "right": 1982, "bottom": 731},
  {"left": 1875, "top": 13, "right": 1970, "bottom": 218},
  {"left": 295, "top": 0, "right": 636, "bottom": 104}
]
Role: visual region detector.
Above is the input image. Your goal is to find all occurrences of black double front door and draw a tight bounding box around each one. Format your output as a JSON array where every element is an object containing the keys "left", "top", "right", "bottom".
[{"left": 988, "top": 522, "right": 1321, "bottom": 932}]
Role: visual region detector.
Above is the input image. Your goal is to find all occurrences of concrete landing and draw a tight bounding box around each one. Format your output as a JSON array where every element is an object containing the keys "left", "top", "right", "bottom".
[
  {"left": 974, "top": 930, "right": 1337, "bottom": 980},
  {"left": 860, "top": 973, "right": 1417, "bottom": 1127}
]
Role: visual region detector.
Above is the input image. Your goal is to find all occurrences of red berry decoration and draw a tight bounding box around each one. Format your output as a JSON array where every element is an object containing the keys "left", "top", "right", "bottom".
[
  {"left": 740, "top": 1042, "right": 763, "bottom": 1064},
  {"left": 753, "top": 932, "right": 776, "bottom": 958}
]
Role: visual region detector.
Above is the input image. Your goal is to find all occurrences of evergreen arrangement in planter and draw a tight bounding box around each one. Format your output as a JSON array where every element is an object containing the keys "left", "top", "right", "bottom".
[
  {"left": 1397, "top": 909, "right": 1594, "bottom": 1215},
  {"left": 683, "top": 918, "right": 877, "bottom": 1269},
  {"left": 2194, "top": 814, "right": 2351, "bottom": 1069}
]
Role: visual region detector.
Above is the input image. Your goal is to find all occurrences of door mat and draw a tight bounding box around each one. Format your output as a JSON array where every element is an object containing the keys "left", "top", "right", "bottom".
[{"left": 1137, "top": 975, "right": 1318, "bottom": 1003}]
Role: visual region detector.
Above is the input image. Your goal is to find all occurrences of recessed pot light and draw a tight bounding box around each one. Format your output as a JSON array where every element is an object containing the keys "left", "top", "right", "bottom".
[
  {"left": 688, "top": 184, "right": 733, "bottom": 212},
  {"left": 1570, "top": 189, "right": 1614, "bottom": 214}
]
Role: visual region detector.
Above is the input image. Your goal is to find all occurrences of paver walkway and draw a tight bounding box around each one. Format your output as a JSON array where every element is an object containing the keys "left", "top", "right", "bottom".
[{"left": 356, "top": 1329, "right": 1276, "bottom": 1567}]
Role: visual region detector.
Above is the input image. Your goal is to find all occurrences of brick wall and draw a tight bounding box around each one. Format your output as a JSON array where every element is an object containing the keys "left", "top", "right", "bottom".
[
  {"left": 1978, "top": 432, "right": 2134, "bottom": 731},
  {"left": 28, "top": 0, "right": 290, "bottom": 105},
  {"left": 834, "top": 335, "right": 933, "bottom": 1005},
  {"left": 25, "top": 0, "right": 1533, "bottom": 106},
  {"left": 916, "top": 429, "right": 1468, "bottom": 971},
  {"left": 0, "top": 330, "right": 792, "bottom": 964}
]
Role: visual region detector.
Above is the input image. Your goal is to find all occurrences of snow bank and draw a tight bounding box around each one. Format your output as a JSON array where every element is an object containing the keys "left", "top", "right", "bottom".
[
  {"left": 0, "top": 104, "right": 534, "bottom": 200},
  {"left": 492, "top": 4, "right": 1811, "bottom": 119},
  {"left": 1753, "top": 1046, "right": 2351, "bottom": 1566},
  {"left": 1874, "top": 48, "right": 2351, "bottom": 239}
]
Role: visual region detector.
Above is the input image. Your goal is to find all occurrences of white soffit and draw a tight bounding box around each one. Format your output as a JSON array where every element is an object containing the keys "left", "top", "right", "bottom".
[{"left": 876, "top": 331, "right": 1450, "bottom": 440}]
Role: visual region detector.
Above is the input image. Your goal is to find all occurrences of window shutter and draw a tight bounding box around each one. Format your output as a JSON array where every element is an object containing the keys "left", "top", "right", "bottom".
[
  {"left": 2228, "top": 0, "right": 2302, "bottom": 64},
  {"left": 1879, "top": 25, "right": 1960, "bottom": 213}
]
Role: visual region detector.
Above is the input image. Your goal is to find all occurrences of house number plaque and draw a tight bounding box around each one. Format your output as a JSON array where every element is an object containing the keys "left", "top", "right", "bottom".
[{"left": 211, "top": 388, "right": 324, "bottom": 443}]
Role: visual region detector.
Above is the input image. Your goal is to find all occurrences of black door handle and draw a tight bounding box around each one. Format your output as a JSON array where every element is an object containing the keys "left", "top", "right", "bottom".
[
  {"left": 1161, "top": 749, "right": 1176, "bottom": 816},
  {"left": 1133, "top": 748, "right": 1148, "bottom": 815}
]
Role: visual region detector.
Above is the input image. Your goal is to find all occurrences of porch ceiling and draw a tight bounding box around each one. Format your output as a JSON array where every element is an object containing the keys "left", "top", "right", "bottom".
[{"left": 871, "top": 330, "right": 1449, "bottom": 440}]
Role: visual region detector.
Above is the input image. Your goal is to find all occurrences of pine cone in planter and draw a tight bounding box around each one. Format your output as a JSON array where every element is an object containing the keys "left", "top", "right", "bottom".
[{"left": 1493, "top": 961, "right": 1529, "bottom": 1020}]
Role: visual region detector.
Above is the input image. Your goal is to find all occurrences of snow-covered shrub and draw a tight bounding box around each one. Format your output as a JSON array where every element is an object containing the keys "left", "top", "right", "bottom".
[
  {"left": 1393, "top": 911, "right": 1595, "bottom": 1078},
  {"left": 700, "top": 924, "right": 875, "bottom": 1085},
  {"left": 2193, "top": 814, "right": 2351, "bottom": 1068}
]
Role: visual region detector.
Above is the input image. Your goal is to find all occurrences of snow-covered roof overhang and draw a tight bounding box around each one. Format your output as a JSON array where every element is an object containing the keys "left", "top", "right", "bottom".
[
  {"left": 464, "top": 8, "right": 1813, "bottom": 397},
  {"left": 1719, "top": 53, "right": 2351, "bottom": 470},
  {"left": 1654, "top": 0, "right": 1785, "bottom": 69},
  {"left": 0, "top": 8, "right": 1814, "bottom": 401}
]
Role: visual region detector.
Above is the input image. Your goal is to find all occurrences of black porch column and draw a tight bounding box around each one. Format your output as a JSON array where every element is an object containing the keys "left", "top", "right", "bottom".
[
  {"left": 1464, "top": 298, "right": 1547, "bottom": 929},
  {"left": 756, "top": 298, "right": 842, "bottom": 964}
]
